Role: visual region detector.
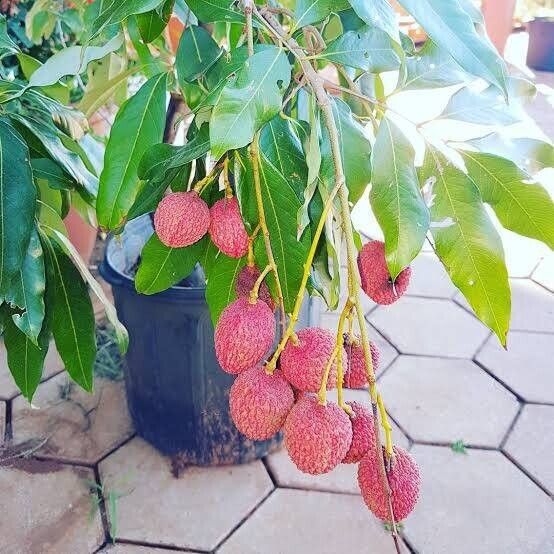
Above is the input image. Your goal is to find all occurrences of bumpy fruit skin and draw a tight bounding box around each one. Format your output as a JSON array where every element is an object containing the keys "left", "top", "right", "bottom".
[
  {"left": 357, "top": 241, "right": 411, "bottom": 305},
  {"left": 154, "top": 191, "right": 210, "bottom": 248},
  {"left": 209, "top": 197, "right": 249, "bottom": 258},
  {"left": 229, "top": 365, "right": 294, "bottom": 440},
  {"left": 235, "top": 265, "right": 276, "bottom": 311},
  {"left": 342, "top": 401, "right": 376, "bottom": 464},
  {"left": 344, "top": 336, "right": 380, "bottom": 389},
  {"left": 358, "top": 446, "right": 420, "bottom": 521},
  {"left": 280, "top": 327, "right": 341, "bottom": 392},
  {"left": 214, "top": 297, "right": 276, "bottom": 374},
  {"left": 285, "top": 395, "right": 353, "bottom": 475}
]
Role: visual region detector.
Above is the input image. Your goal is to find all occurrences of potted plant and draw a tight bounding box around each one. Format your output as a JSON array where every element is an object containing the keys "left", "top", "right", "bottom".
[
  {"left": 1, "top": 0, "right": 554, "bottom": 547},
  {"left": 519, "top": 0, "right": 554, "bottom": 70}
]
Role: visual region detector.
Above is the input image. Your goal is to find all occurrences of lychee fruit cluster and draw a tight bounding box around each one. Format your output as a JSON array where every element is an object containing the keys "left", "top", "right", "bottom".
[{"left": 209, "top": 197, "right": 249, "bottom": 258}]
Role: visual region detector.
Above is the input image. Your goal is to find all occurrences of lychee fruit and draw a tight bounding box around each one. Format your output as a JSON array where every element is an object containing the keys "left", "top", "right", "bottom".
[
  {"left": 235, "top": 265, "right": 276, "bottom": 311},
  {"left": 358, "top": 446, "right": 420, "bottom": 521},
  {"left": 154, "top": 191, "right": 210, "bottom": 248},
  {"left": 209, "top": 196, "right": 249, "bottom": 258},
  {"left": 344, "top": 335, "right": 380, "bottom": 389},
  {"left": 284, "top": 395, "right": 352, "bottom": 474},
  {"left": 280, "top": 327, "right": 341, "bottom": 392},
  {"left": 342, "top": 401, "right": 376, "bottom": 464},
  {"left": 357, "top": 241, "right": 411, "bottom": 305},
  {"left": 229, "top": 365, "right": 294, "bottom": 440},
  {"left": 214, "top": 297, "right": 276, "bottom": 374}
]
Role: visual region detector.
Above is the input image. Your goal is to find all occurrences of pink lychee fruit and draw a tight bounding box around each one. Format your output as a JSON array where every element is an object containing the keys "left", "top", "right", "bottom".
[
  {"left": 284, "top": 395, "right": 353, "bottom": 474},
  {"left": 280, "top": 327, "right": 342, "bottom": 392},
  {"left": 229, "top": 365, "right": 294, "bottom": 440},
  {"left": 214, "top": 297, "right": 276, "bottom": 374},
  {"left": 154, "top": 191, "right": 210, "bottom": 248},
  {"left": 342, "top": 401, "right": 376, "bottom": 464},
  {"left": 235, "top": 265, "right": 276, "bottom": 311},
  {"left": 344, "top": 335, "right": 380, "bottom": 389},
  {"left": 357, "top": 241, "right": 411, "bottom": 305},
  {"left": 209, "top": 196, "right": 249, "bottom": 258},
  {"left": 358, "top": 446, "right": 420, "bottom": 521}
]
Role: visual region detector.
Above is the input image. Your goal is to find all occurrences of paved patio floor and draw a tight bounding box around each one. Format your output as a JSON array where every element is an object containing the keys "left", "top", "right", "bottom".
[{"left": 1, "top": 33, "right": 553, "bottom": 554}]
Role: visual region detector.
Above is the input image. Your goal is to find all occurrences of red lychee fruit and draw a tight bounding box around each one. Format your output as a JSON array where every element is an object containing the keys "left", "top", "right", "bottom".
[
  {"left": 154, "top": 191, "right": 210, "bottom": 248},
  {"left": 229, "top": 365, "right": 294, "bottom": 440},
  {"left": 235, "top": 265, "right": 276, "bottom": 311},
  {"left": 209, "top": 196, "right": 249, "bottom": 258},
  {"left": 344, "top": 336, "right": 380, "bottom": 389},
  {"left": 358, "top": 446, "right": 420, "bottom": 521},
  {"left": 357, "top": 241, "right": 411, "bottom": 305},
  {"left": 284, "top": 395, "right": 353, "bottom": 474},
  {"left": 280, "top": 327, "right": 341, "bottom": 392},
  {"left": 214, "top": 297, "right": 276, "bottom": 374},
  {"left": 342, "top": 401, "right": 376, "bottom": 464}
]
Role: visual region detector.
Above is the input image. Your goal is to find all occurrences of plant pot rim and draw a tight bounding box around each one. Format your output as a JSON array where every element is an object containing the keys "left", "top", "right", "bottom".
[{"left": 529, "top": 15, "right": 554, "bottom": 23}]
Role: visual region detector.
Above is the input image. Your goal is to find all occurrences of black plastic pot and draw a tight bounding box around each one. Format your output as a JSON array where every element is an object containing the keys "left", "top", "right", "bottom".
[
  {"left": 100, "top": 216, "right": 319, "bottom": 465},
  {"left": 527, "top": 17, "right": 554, "bottom": 71}
]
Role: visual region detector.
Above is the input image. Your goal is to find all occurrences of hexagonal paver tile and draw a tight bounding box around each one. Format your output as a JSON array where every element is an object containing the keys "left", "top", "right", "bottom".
[
  {"left": 510, "top": 279, "right": 554, "bottom": 333},
  {"left": 379, "top": 356, "right": 518, "bottom": 447},
  {"left": 217, "top": 488, "right": 397, "bottom": 554},
  {"left": 0, "top": 400, "right": 5, "bottom": 444},
  {"left": 100, "top": 546, "right": 177, "bottom": 553},
  {"left": 11, "top": 373, "right": 133, "bottom": 465},
  {"left": 0, "top": 460, "right": 103, "bottom": 553},
  {"left": 405, "top": 253, "right": 457, "bottom": 299},
  {"left": 476, "top": 331, "right": 554, "bottom": 403},
  {"left": 0, "top": 340, "right": 64, "bottom": 401},
  {"left": 504, "top": 405, "right": 554, "bottom": 495},
  {"left": 369, "top": 297, "right": 489, "bottom": 358},
  {"left": 404, "top": 445, "right": 554, "bottom": 554},
  {"left": 98, "top": 437, "right": 273, "bottom": 551},
  {"left": 532, "top": 252, "right": 554, "bottom": 292}
]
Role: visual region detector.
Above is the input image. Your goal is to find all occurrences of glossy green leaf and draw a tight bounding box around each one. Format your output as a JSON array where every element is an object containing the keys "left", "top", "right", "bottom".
[
  {"left": 97, "top": 73, "right": 167, "bottom": 231},
  {"left": 36, "top": 182, "right": 68, "bottom": 237},
  {"left": 395, "top": 0, "right": 507, "bottom": 95},
  {"left": 16, "top": 53, "right": 70, "bottom": 103},
  {"left": 186, "top": 0, "right": 244, "bottom": 23},
  {"left": 420, "top": 148, "right": 510, "bottom": 345},
  {"left": 0, "top": 119, "right": 37, "bottom": 300},
  {"left": 91, "top": 0, "right": 165, "bottom": 38},
  {"left": 210, "top": 47, "right": 291, "bottom": 159},
  {"left": 320, "top": 26, "right": 400, "bottom": 72},
  {"left": 370, "top": 117, "right": 429, "bottom": 279},
  {"left": 176, "top": 25, "right": 222, "bottom": 86},
  {"left": 347, "top": 0, "right": 399, "bottom": 43},
  {"left": 31, "top": 158, "right": 75, "bottom": 190},
  {"left": 136, "top": 234, "right": 207, "bottom": 294},
  {"left": 462, "top": 151, "right": 554, "bottom": 249},
  {"left": 136, "top": 0, "right": 174, "bottom": 42},
  {"left": 0, "top": 14, "right": 19, "bottom": 59},
  {"left": 294, "top": 0, "right": 350, "bottom": 29}
]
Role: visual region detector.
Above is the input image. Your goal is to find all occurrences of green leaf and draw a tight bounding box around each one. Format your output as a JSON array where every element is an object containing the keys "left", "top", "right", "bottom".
[
  {"left": 31, "top": 158, "right": 75, "bottom": 190},
  {"left": 294, "top": 0, "right": 350, "bottom": 29},
  {"left": 462, "top": 151, "right": 554, "bottom": 249},
  {"left": 320, "top": 98, "right": 371, "bottom": 205},
  {"left": 466, "top": 133, "right": 554, "bottom": 175},
  {"left": 210, "top": 47, "right": 291, "bottom": 159},
  {"left": 176, "top": 25, "right": 222, "bottom": 86},
  {"left": 41, "top": 234, "right": 96, "bottom": 392},
  {"left": 97, "top": 73, "right": 167, "bottom": 231},
  {"left": 0, "top": 119, "right": 37, "bottom": 300},
  {"left": 420, "top": 148, "right": 510, "bottom": 345},
  {"left": 36, "top": 183, "right": 68, "bottom": 237},
  {"left": 6, "top": 229, "right": 46, "bottom": 345},
  {"left": 370, "top": 116, "right": 429, "bottom": 279},
  {"left": 136, "top": 0, "right": 174, "bottom": 43},
  {"left": 28, "top": 34, "right": 124, "bottom": 88},
  {"left": 320, "top": 26, "right": 400, "bottom": 73},
  {"left": 185, "top": 0, "right": 244, "bottom": 23},
  {"left": 400, "top": 40, "right": 466, "bottom": 91},
  {"left": 0, "top": 14, "right": 19, "bottom": 59},
  {"left": 135, "top": 234, "right": 207, "bottom": 294},
  {"left": 16, "top": 53, "right": 70, "bottom": 103},
  {"left": 347, "top": 0, "right": 400, "bottom": 43},
  {"left": 395, "top": 0, "right": 507, "bottom": 95}
]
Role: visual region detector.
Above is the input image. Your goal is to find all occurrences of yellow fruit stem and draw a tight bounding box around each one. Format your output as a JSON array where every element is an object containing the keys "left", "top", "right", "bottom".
[
  {"left": 248, "top": 263, "right": 274, "bottom": 304},
  {"left": 223, "top": 157, "right": 233, "bottom": 198},
  {"left": 192, "top": 163, "right": 223, "bottom": 194}
]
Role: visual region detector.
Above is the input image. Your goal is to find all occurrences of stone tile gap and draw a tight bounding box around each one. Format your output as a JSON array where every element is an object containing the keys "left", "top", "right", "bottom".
[
  {"left": 104, "top": 538, "right": 212, "bottom": 553},
  {"left": 94, "top": 433, "right": 137, "bottom": 467},
  {"left": 93, "top": 464, "right": 113, "bottom": 546},
  {"left": 499, "top": 402, "right": 525, "bottom": 450},
  {"left": 499, "top": 450, "right": 553, "bottom": 500},
  {"left": 471, "top": 359, "right": 526, "bottom": 402}
]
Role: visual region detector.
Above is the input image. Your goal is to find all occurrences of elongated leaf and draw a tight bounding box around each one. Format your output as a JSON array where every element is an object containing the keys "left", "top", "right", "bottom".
[
  {"left": 395, "top": 0, "right": 507, "bottom": 95},
  {"left": 91, "top": 0, "right": 165, "bottom": 38},
  {"left": 320, "top": 26, "right": 400, "bottom": 72},
  {"left": 17, "top": 53, "right": 70, "bottom": 103},
  {"left": 462, "top": 151, "right": 554, "bottom": 249},
  {"left": 370, "top": 117, "right": 429, "bottom": 279},
  {"left": 186, "top": 0, "right": 244, "bottom": 23},
  {"left": 6, "top": 229, "right": 46, "bottom": 344},
  {"left": 97, "top": 73, "right": 167, "bottom": 231},
  {"left": 176, "top": 25, "right": 222, "bottom": 86},
  {"left": 0, "top": 119, "right": 36, "bottom": 299},
  {"left": 401, "top": 40, "right": 466, "bottom": 91},
  {"left": 136, "top": 0, "right": 174, "bottom": 42},
  {"left": 210, "top": 47, "right": 291, "bottom": 159},
  {"left": 31, "top": 158, "right": 75, "bottom": 190},
  {"left": 347, "top": 0, "right": 399, "bottom": 43},
  {"left": 294, "top": 0, "right": 350, "bottom": 29},
  {"left": 420, "top": 148, "right": 510, "bottom": 344},
  {"left": 0, "top": 15, "right": 19, "bottom": 59},
  {"left": 136, "top": 234, "right": 207, "bottom": 294}
]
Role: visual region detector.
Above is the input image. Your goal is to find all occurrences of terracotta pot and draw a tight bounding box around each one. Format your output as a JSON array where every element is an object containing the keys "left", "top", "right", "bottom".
[
  {"left": 482, "top": 0, "right": 516, "bottom": 55},
  {"left": 64, "top": 207, "right": 97, "bottom": 264}
]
